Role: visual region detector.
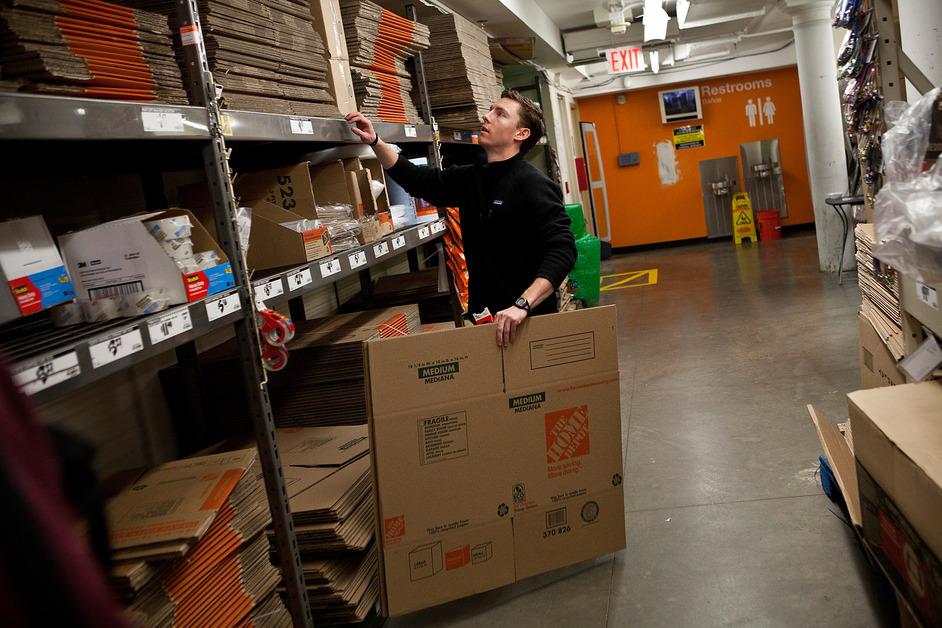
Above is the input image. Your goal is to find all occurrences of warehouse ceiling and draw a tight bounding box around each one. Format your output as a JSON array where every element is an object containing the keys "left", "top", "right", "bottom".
[{"left": 408, "top": 0, "right": 796, "bottom": 90}]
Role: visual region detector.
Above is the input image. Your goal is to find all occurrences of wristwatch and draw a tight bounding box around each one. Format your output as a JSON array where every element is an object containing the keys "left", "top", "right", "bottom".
[{"left": 513, "top": 297, "right": 531, "bottom": 313}]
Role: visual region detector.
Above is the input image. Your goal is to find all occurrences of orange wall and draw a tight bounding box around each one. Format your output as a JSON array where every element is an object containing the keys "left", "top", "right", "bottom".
[{"left": 577, "top": 66, "right": 815, "bottom": 248}]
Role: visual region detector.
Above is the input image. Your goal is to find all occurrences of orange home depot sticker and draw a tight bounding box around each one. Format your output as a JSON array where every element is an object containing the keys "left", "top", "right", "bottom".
[
  {"left": 445, "top": 545, "right": 471, "bottom": 571},
  {"left": 384, "top": 515, "right": 406, "bottom": 542},
  {"left": 545, "top": 406, "right": 591, "bottom": 464},
  {"left": 199, "top": 468, "right": 244, "bottom": 511}
]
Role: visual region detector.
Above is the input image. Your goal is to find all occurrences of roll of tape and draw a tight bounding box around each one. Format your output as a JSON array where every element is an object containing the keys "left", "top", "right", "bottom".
[
  {"left": 51, "top": 302, "right": 83, "bottom": 327},
  {"left": 145, "top": 216, "right": 193, "bottom": 242}
]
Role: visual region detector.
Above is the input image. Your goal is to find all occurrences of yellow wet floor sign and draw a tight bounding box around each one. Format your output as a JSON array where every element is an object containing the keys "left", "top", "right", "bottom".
[
  {"left": 600, "top": 269, "right": 658, "bottom": 292},
  {"left": 731, "top": 192, "right": 757, "bottom": 244}
]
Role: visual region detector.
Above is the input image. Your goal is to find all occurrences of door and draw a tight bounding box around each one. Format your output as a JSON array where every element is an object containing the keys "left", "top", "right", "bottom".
[{"left": 579, "top": 121, "right": 612, "bottom": 244}]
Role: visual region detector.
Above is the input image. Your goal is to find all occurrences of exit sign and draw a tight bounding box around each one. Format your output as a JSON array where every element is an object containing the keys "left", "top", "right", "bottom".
[{"left": 606, "top": 47, "right": 646, "bottom": 74}]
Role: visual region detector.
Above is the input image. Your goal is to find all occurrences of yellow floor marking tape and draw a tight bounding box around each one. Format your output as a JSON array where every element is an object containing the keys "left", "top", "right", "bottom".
[{"left": 599, "top": 269, "right": 659, "bottom": 292}]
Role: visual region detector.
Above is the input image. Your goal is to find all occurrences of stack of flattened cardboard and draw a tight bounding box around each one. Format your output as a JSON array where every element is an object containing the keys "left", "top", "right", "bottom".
[
  {"left": 120, "top": 0, "right": 339, "bottom": 116},
  {"left": 276, "top": 426, "right": 379, "bottom": 623},
  {"left": 0, "top": 0, "right": 188, "bottom": 103},
  {"left": 267, "top": 305, "right": 421, "bottom": 427},
  {"left": 420, "top": 12, "right": 502, "bottom": 130},
  {"left": 855, "top": 223, "right": 903, "bottom": 359},
  {"left": 107, "top": 449, "right": 292, "bottom": 627},
  {"left": 339, "top": 0, "right": 429, "bottom": 123}
]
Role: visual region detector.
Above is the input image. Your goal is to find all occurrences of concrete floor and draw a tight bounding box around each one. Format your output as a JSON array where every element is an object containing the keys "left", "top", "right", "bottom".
[{"left": 389, "top": 232, "right": 898, "bottom": 627}]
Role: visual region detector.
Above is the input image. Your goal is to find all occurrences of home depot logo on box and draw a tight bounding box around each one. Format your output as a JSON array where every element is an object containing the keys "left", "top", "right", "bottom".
[
  {"left": 385, "top": 515, "right": 406, "bottom": 543},
  {"left": 545, "top": 406, "right": 590, "bottom": 464}
]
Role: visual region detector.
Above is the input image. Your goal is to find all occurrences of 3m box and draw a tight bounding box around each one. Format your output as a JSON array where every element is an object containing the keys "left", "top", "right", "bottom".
[
  {"left": 58, "top": 209, "right": 233, "bottom": 304},
  {"left": 0, "top": 216, "right": 75, "bottom": 321},
  {"left": 849, "top": 382, "right": 942, "bottom": 627},
  {"left": 366, "top": 306, "right": 626, "bottom": 616},
  {"left": 858, "top": 314, "right": 905, "bottom": 388}
]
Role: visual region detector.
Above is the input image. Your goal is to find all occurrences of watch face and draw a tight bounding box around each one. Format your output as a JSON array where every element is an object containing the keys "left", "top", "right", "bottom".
[{"left": 515, "top": 298, "right": 528, "bottom": 309}]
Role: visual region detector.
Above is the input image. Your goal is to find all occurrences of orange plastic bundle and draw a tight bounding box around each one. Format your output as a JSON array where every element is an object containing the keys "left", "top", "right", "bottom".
[
  {"left": 443, "top": 207, "right": 468, "bottom": 311},
  {"left": 0, "top": 0, "right": 187, "bottom": 102}
]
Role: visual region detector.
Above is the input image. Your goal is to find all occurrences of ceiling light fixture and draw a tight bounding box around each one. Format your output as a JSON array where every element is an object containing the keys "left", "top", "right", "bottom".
[
  {"left": 675, "top": 0, "right": 690, "bottom": 29},
  {"left": 642, "top": 0, "right": 669, "bottom": 42}
]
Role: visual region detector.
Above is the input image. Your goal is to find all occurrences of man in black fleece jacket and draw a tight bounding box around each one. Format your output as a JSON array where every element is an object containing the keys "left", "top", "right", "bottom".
[{"left": 346, "top": 90, "right": 577, "bottom": 346}]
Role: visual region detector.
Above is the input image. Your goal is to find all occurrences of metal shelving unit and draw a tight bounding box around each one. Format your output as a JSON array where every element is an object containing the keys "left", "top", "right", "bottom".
[
  {"left": 253, "top": 219, "right": 447, "bottom": 310},
  {"left": 0, "top": 1, "right": 456, "bottom": 624}
]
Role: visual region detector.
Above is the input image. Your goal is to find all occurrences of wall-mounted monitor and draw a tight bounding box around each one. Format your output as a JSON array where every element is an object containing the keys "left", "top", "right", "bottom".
[{"left": 658, "top": 86, "right": 702, "bottom": 124}]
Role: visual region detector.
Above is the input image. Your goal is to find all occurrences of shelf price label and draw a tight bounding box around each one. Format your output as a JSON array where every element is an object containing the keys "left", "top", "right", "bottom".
[
  {"left": 141, "top": 109, "right": 185, "bottom": 133},
  {"left": 431, "top": 220, "right": 447, "bottom": 234},
  {"left": 916, "top": 282, "right": 940, "bottom": 311},
  {"left": 392, "top": 235, "right": 406, "bottom": 250},
  {"left": 404, "top": 125, "right": 417, "bottom": 138},
  {"left": 319, "top": 258, "right": 342, "bottom": 278},
  {"left": 418, "top": 226, "right": 431, "bottom": 240},
  {"left": 14, "top": 351, "right": 81, "bottom": 396},
  {"left": 254, "top": 278, "right": 284, "bottom": 308},
  {"left": 373, "top": 241, "right": 390, "bottom": 258},
  {"left": 289, "top": 118, "right": 315, "bottom": 135},
  {"left": 89, "top": 327, "right": 144, "bottom": 369},
  {"left": 206, "top": 293, "right": 241, "bottom": 321},
  {"left": 147, "top": 307, "right": 193, "bottom": 345},
  {"left": 453, "top": 131, "right": 463, "bottom": 141},
  {"left": 348, "top": 251, "right": 368, "bottom": 269},
  {"left": 288, "top": 268, "right": 313, "bottom": 291}
]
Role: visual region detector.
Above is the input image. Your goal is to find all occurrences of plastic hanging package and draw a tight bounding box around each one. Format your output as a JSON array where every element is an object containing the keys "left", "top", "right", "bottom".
[
  {"left": 317, "top": 204, "right": 361, "bottom": 251},
  {"left": 118, "top": 290, "right": 171, "bottom": 317},
  {"left": 280, "top": 219, "right": 320, "bottom": 233},
  {"left": 236, "top": 207, "right": 252, "bottom": 254},
  {"left": 872, "top": 87, "right": 942, "bottom": 283},
  {"left": 50, "top": 302, "right": 84, "bottom": 327}
]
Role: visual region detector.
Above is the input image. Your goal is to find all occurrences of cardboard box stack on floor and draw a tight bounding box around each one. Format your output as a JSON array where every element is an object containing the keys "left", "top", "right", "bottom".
[
  {"left": 339, "top": 0, "right": 429, "bottom": 124},
  {"left": 0, "top": 0, "right": 188, "bottom": 103},
  {"left": 848, "top": 382, "right": 942, "bottom": 628},
  {"left": 268, "top": 305, "right": 421, "bottom": 427},
  {"left": 275, "top": 426, "right": 379, "bottom": 623},
  {"left": 107, "top": 449, "right": 292, "bottom": 627},
  {"left": 420, "top": 12, "right": 503, "bottom": 130},
  {"left": 855, "top": 223, "right": 905, "bottom": 387},
  {"left": 122, "top": 0, "right": 339, "bottom": 116},
  {"left": 365, "top": 306, "right": 626, "bottom": 615}
]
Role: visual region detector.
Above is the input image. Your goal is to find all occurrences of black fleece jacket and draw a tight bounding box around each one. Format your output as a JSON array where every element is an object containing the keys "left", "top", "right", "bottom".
[{"left": 386, "top": 152, "right": 577, "bottom": 316}]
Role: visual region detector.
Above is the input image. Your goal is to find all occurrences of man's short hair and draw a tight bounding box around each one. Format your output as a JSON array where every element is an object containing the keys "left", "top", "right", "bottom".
[{"left": 501, "top": 89, "right": 544, "bottom": 155}]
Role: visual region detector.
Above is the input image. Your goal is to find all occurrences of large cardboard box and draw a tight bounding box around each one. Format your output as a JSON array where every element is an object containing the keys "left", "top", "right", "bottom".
[
  {"left": 58, "top": 209, "right": 234, "bottom": 304},
  {"left": 366, "top": 307, "right": 626, "bottom": 616},
  {"left": 849, "top": 382, "right": 942, "bottom": 627},
  {"left": 0, "top": 216, "right": 75, "bottom": 321},
  {"left": 858, "top": 314, "right": 905, "bottom": 388},
  {"left": 233, "top": 163, "right": 318, "bottom": 219}
]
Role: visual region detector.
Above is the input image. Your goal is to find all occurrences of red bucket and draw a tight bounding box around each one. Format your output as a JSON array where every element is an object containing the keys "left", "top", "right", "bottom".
[{"left": 757, "top": 210, "right": 782, "bottom": 241}]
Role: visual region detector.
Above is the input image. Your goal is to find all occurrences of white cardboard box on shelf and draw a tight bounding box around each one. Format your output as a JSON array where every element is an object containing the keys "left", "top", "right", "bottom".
[
  {"left": 365, "top": 306, "right": 626, "bottom": 616},
  {"left": 0, "top": 216, "right": 75, "bottom": 320},
  {"left": 58, "top": 209, "right": 234, "bottom": 305}
]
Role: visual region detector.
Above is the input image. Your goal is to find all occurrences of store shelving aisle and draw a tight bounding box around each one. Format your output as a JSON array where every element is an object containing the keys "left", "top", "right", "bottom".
[{"left": 386, "top": 232, "right": 898, "bottom": 627}]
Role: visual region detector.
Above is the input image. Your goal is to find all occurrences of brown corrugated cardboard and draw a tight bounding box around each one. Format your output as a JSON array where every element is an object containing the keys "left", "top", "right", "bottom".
[
  {"left": 310, "top": 160, "right": 356, "bottom": 207},
  {"left": 309, "top": 0, "right": 349, "bottom": 60},
  {"left": 366, "top": 323, "right": 503, "bottom": 415},
  {"left": 858, "top": 314, "right": 905, "bottom": 388},
  {"left": 234, "top": 163, "right": 318, "bottom": 219},
  {"left": 807, "top": 405, "right": 861, "bottom": 527},
  {"left": 106, "top": 449, "right": 256, "bottom": 552},
  {"left": 849, "top": 382, "right": 942, "bottom": 626},
  {"left": 366, "top": 306, "right": 625, "bottom": 616},
  {"left": 327, "top": 57, "right": 358, "bottom": 115},
  {"left": 246, "top": 200, "right": 331, "bottom": 271},
  {"left": 278, "top": 425, "right": 370, "bottom": 468}
]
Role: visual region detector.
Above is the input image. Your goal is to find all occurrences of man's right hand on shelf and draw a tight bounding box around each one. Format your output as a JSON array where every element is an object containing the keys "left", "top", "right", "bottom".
[
  {"left": 345, "top": 112, "right": 376, "bottom": 145},
  {"left": 345, "top": 112, "right": 399, "bottom": 169}
]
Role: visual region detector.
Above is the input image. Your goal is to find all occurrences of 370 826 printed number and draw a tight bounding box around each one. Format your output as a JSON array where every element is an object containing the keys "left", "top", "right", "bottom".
[
  {"left": 276, "top": 175, "right": 296, "bottom": 210},
  {"left": 543, "top": 525, "right": 571, "bottom": 539}
]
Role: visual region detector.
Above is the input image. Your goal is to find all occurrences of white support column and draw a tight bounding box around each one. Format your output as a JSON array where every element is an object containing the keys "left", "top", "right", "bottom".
[{"left": 786, "top": 0, "right": 849, "bottom": 272}]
